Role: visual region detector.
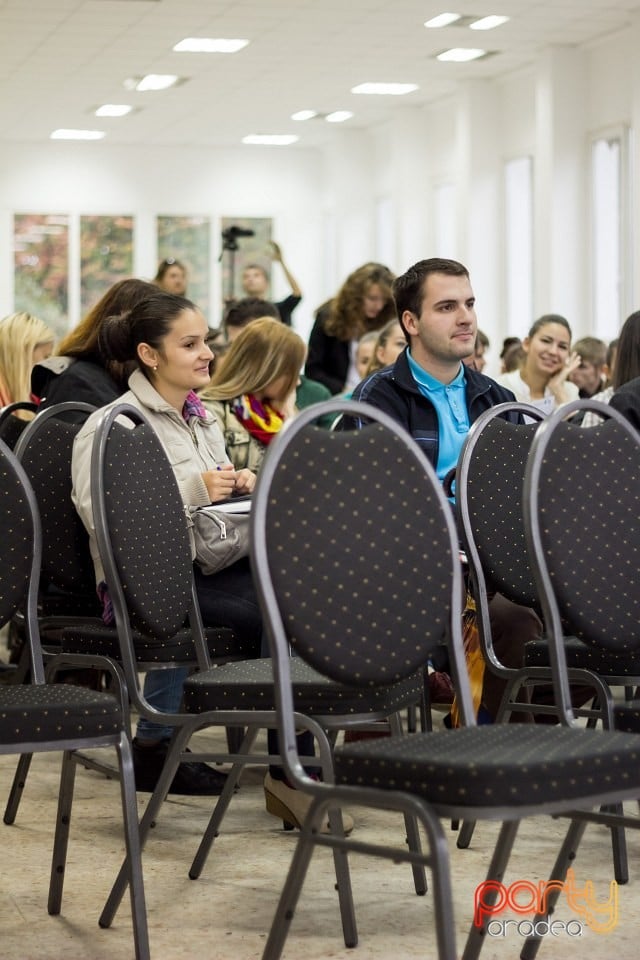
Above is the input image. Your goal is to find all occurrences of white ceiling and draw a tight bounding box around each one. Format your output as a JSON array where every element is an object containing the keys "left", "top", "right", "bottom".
[{"left": 1, "top": 0, "right": 639, "bottom": 150}]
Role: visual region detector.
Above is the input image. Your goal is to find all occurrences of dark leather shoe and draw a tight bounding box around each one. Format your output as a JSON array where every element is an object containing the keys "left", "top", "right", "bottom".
[{"left": 132, "top": 738, "right": 228, "bottom": 796}]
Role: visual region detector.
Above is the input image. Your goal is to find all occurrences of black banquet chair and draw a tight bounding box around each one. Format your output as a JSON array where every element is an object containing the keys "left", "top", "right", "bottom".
[
  {"left": 247, "top": 398, "right": 640, "bottom": 960},
  {"left": 0, "top": 436, "right": 149, "bottom": 960},
  {"left": 518, "top": 398, "right": 640, "bottom": 959},
  {"left": 87, "top": 402, "right": 425, "bottom": 950}
]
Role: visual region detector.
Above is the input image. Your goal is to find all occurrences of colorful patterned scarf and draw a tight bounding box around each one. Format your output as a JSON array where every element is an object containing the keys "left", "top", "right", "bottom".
[{"left": 232, "top": 394, "right": 284, "bottom": 446}]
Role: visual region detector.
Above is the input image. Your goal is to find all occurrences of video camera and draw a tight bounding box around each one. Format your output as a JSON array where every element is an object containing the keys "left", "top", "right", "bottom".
[{"left": 221, "top": 224, "right": 255, "bottom": 250}]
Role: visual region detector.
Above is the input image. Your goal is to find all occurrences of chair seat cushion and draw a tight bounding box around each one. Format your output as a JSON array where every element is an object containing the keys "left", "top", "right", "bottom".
[
  {"left": 333, "top": 724, "right": 640, "bottom": 809},
  {"left": 0, "top": 683, "right": 123, "bottom": 744},
  {"left": 613, "top": 702, "right": 640, "bottom": 734},
  {"left": 61, "top": 620, "right": 251, "bottom": 664},
  {"left": 524, "top": 636, "right": 640, "bottom": 678},
  {"left": 182, "top": 657, "right": 422, "bottom": 716}
]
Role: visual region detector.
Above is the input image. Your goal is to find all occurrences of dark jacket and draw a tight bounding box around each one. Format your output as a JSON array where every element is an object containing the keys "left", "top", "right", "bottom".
[
  {"left": 352, "top": 348, "right": 520, "bottom": 469},
  {"left": 609, "top": 376, "right": 640, "bottom": 432},
  {"left": 305, "top": 303, "right": 350, "bottom": 395},
  {"left": 32, "top": 357, "right": 122, "bottom": 411}
]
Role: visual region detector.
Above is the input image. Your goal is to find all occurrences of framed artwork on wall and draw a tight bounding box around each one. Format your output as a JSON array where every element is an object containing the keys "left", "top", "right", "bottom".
[
  {"left": 13, "top": 213, "right": 69, "bottom": 340},
  {"left": 80, "top": 214, "right": 134, "bottom": 317},
  {"left": 219, "top": 216, "right": 273, "bottom": 307},
  {"left": 157, "top": 215, "right": 210, "bottom": 317}
]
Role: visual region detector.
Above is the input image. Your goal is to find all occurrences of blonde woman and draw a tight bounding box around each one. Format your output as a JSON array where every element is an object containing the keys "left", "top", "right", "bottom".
[
  {"left": 0, "top": 312, "right": 54, "bottom": 411},
  {"left": 365, "top": 319, "right": 407, "bottom": 377},
  {"left": 201, "top": 317, "right": 307, "bottom": 473}
]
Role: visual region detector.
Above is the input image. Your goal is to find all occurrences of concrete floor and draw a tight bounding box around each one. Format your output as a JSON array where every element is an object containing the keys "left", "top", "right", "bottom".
[{"left": 0, "top": 716, "right": 638, "bottom": 960}]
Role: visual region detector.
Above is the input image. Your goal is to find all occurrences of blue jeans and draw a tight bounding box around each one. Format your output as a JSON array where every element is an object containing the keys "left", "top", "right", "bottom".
[{"left": 136, "top": 557, "right": 263, "bottom": 742}]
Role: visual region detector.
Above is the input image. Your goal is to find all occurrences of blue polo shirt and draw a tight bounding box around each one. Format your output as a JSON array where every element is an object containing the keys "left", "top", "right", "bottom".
[{"left": 406, "top": 350, "right": 469, "bottom": 493}]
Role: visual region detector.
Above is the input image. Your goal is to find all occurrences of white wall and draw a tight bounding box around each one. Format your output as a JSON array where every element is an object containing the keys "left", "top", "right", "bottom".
[{"left": 2, "top": 23, "right": 640, "bottom": 357}]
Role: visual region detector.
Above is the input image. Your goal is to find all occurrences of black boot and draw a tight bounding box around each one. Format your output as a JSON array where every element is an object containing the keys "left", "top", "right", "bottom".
[{"left": 132, "top": 738, "right": 228, "bottom": 795}]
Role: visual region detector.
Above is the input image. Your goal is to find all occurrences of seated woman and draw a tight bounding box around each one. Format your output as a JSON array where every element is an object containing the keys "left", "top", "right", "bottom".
[
  {"left": 364, "top": 318, "right": 406, "bottom": 378},
  {"left": 497, "top": 314, "right": 580, "bottom": 414},
  {"left": 200, "top": 317, "right": 307, "bottom": 473},
  {"left": 0, "top": 311, "right": 54, "bottom": 413},
  {"left": 71, "top": 290, "right": 262, "bottom": 797}
]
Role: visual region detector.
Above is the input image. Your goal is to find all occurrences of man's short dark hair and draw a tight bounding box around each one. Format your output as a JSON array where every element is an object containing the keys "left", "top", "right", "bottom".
[{"left": 393, "top": 258, "right": 469, "bottom": 338}]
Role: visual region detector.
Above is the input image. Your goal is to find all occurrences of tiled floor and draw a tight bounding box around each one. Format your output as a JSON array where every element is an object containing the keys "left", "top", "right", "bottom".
[{"left": 0, "top": 716, "right": 638, "bottom": 960}]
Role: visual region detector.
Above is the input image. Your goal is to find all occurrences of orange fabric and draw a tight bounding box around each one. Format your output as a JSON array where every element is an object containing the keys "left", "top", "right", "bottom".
[{"left": 450, "top": 594, "right": 485, "bottom": 727}]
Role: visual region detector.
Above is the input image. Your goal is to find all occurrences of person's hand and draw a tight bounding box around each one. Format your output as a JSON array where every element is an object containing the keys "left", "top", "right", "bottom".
[
  {"left": 202, "top": 464, "right": 237, "bottom": 502},
  {"left": 234, "top": 468, "right": 256, "bottom": 494},
  {"left": 548, "top": 350, "right": 581, "bottom": 403}
]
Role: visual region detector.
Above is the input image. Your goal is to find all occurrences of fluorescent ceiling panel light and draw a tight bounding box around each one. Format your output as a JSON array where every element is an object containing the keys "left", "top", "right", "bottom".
[
  {"left": 424, "top": 13, "right": 461, "bottom": 28},
  {"left": 173, "top": 37, "right": 248, "bottom": 53},
  {"left": 51, "top": 128, "right": 105, "bottom": 140},
  {"left": 436, "top": 48, "right": 486, "bottom": 62},
  {"left": 133, "top": 74, "right": 179, "bottom": 91},
  {"left": 242, "top": 134, "right": 299, "bottom": 146},
  {"left": 351, "top": 82, "right": 418, "bottom": 96},
  {"left": 95, "top": 104, "right": 132, "bottom": 117},
  {"left": 469, "top": 15, "right": 509, "bottom": 31},
  {"left": 291, "top": 109, "right": 318, "bottom": 121},
  {"left": 325, "top": 110, "right": 353, "bottom": 123}
]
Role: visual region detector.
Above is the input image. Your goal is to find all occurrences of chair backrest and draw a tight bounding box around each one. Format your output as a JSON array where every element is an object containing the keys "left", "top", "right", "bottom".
[
  {"left": 0, "top": 402, "right": 38, "bottom": 451},
  {"left": 524, "top": 399, "right": 640, "bottom": 657},
  {"left": 251, "top": 399, "right": 470, "bottom": 746},
  {"left": 456, "top": 402, "right": 547, "bottom": 614},
  {"left": 0, "top": 437, "right": 45, "bottom": 682},
  {"left": 14, "top": 402, "right": 98, "bottom": 598},
  {"left": 90, "top": 402, "right": 200, "bottom": 650}
]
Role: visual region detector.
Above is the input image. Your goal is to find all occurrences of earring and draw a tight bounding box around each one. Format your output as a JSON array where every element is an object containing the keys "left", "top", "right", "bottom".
[{"left": 153, "top": 364, "right": 158, "bottom": 371}]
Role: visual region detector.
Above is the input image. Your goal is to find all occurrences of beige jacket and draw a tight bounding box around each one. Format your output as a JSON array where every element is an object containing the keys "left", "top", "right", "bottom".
[
  {"left": 71, "top": 369, "right": 230, "bottom": 584},
  {"left": 202, "top": 398, "right": 266, "bottom": 474}
]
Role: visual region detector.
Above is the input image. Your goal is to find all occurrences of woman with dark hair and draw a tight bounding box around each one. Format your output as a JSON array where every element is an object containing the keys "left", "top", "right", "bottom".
[
  {"left": 497, "top": 313, "right": 580, "bottom": 414},
  {"left": 583, "top": 310, "right": 640, "bottom": 426},
  {"left": 71, "top": 290, "right": 261, "bottom": 797},
  {"left": 32, "top": 277, "right": 158, "bottom": 409},
  {"left": 305, "top": 262, "right": 396, "bottom": 394}
]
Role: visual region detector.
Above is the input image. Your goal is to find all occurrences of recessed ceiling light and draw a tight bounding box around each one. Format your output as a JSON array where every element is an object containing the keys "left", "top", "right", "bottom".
[
  {"left": 125, "top": 74, "right": 180, "bottom": 91},
  {"left": 173, "top": 37, "right": 248, "bottom": 53},
  {"left": 469, "top": 15, "right": 509, "bottom": 31},
  {"left": 50, "top": 128, "right": 105, "bottom": 140},
  {"left": 436, "top": 48, "right": 486, "bottom": 62},
  {"left": 291, "top": 110, "right": 318, "bottom": 121},
  {"left": 351, "top": 82, "right": 419, "bottom": 96},
  {"left": 242, "top": 134, "right": 299, "bottom": 146},
  {"left": 424, "top": 13, "right": 462, "bottom": 29},
  {"left": 95, "top": 104, "right": 132, "bottom": 117},
  {"left": 325, "top": 110, "right": 353, "bottom": 123}
]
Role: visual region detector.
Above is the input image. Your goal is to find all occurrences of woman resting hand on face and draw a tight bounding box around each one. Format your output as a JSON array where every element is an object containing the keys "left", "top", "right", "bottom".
[{"left": 497, "top": 313, "right": 580, "bottom": 415}]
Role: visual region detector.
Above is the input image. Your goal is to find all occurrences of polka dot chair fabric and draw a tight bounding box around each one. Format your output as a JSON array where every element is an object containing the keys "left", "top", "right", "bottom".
[
  {"left": 0, "top": 436, "right": 149, "bottom": 959},
  {"left": 251, "top": 400, "right": 640, "bottom": 960}
]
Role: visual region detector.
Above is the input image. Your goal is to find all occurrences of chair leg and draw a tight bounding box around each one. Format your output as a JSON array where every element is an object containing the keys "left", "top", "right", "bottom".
[
  {"left": 520, "top": 818, "right": 588, "bottom": 960},
  {"left": 189, "top": 724, "right": 260, "bottom": 879},
  {"left": 461, "top": 819, "right": 521, "bottom": 960},
  {"left": 3, "top": 752, "right": 33, "bottom": 824},
  {"left": 262, "top": 798, "right": 352, "bottom": 960},
  {"left": 111, "top": 733, "right": 150, "bottom": 960},
  {"left": 456, "top": 819, "right": 477, "bottom": 849},
  {"left": 48, "top": 750, "right": 77, "bottom": 915},
  {"left": 388, "top": 712, "right": 428, "bottom": 896},
  {"left": 604, "top": 802, "right": 629, "bottom": 884},
  {"left": 100, "top": 723, "right": 194, "bottom": 928}
]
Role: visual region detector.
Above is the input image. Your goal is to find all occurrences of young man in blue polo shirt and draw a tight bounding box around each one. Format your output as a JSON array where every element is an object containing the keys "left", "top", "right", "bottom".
[{"left": 353, "top": 257, "right": 541, "bottom": 720}]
